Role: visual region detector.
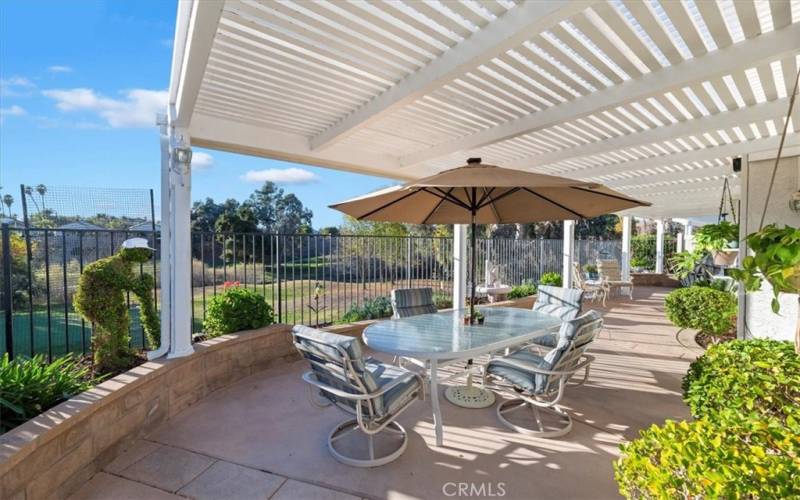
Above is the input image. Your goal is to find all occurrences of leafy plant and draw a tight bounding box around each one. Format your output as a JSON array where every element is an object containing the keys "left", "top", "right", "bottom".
[
  {"left": 203, "top": 284, "right": 274, "bottom": 337},
  {"left": 683, "top": 339, "right": 799, "bottom": 423},
  {"left": 668, "top": 250, "right": 704, "bottom": 280},
  {"left": 432, "top": 291, "right": 453, "bottom": 309},
  {"left": 664, "top": 286, "right": 736, "bottom": 337},
  {"left": 583, "top": 264, "right": 598, "bottom": 274},
  {"left": 539, "top": 272, "right": 562, "bottom": 287},
  {"left": 694, "top": 221, "right": 739, "bottom": 252},
  {"left": 339, "top": 296, "right": 393, "bottom": 323},
  {"left": 508, "top": 281, "right": 537, "bottom": 299},
  {"left": 728, "top": 224, "right": 800, "bottom": 313},
  {"left": 0, "top": 353, "right": 93, "bottom": 433},
  {"left": 614, "top": 414, "right": 800, "bottom": 499},
  {"left": 630, "top": 257, "right": 649, "bottom": 270}
]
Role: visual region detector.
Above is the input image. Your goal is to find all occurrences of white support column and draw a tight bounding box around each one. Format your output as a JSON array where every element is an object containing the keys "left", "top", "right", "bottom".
[
  {"left": 149, "top": 116, "right": 172, "bottom": 360},
  {"left": 562, "top": 220, "right": 575, "bottom": 288},
  {"left": 684, "top": 222, "right": 695, "bottom": 252},
  {"left": 165, "top": 122, "right": 194, "bottom": 359},
  {"left": 621, "top": 216, "right": 632, "bottom": 281},
  {"left": 676, "top": 232, "right": 684, "bottom": 253},
  {"left": 452, "top": 224, "right": 467, "bottom": 310},
  {"left": 655, "top": 219, "right": 665, "bottom": 274}
]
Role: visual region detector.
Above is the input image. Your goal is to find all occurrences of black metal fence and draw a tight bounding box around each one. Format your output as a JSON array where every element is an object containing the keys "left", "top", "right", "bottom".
[{"left": 1, "top": 224, "right": 621, "bottom": 359}]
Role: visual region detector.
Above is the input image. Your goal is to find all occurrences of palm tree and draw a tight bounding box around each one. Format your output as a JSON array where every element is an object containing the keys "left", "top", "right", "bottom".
[
  {"left": 35, "top": 184, "right": 47, "bottom": 211},
  {"left": 23, "top": 186, "right": 40, "bottom": 213},
  {"left": 2, "top": 194, "right": 13, "bottom": 217}
]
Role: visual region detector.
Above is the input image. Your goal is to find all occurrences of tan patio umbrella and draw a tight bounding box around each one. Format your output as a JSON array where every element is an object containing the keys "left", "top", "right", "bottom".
[{"left": 331, "top": 158, "right": 649, "bottom": 406}]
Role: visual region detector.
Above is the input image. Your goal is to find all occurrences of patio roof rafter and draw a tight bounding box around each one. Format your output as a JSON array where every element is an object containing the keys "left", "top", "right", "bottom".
[
  {"left": 399, "top": 22, "right": 800, "bottom": 167},
  {"left": 308, "top": 0, "right": 594, "bottom": 151}
]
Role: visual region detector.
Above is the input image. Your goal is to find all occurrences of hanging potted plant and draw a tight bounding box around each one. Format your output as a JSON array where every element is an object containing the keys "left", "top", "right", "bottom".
[{"left": 694, "top": 221, "right": 739, "bottom": 266}]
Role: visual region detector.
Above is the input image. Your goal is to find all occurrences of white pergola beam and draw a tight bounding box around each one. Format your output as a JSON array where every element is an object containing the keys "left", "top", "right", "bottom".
[
  {"left": 309, "top": 1, "right": 589, "bottom": 151},
  {"left": 510, "top": 97, "right": 790, "bottom": 171},
  {"left": 400, "top": 22, "right": 800, "bottom": 166},
  {"left": 172, "top": 0, "right": 225, "bottom": 128}
]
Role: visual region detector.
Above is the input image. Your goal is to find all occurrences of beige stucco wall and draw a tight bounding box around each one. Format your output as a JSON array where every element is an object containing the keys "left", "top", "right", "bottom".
[{"left": 740, "top": 150, "right": 800, "bottom": 341}]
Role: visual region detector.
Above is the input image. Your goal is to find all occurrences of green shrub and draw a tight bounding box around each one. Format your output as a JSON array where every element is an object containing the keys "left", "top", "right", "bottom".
[
  {"left": 683, "top": 339, "right": 800, "bottom": 423},
  {"left": 203, "top": 285, "right": 273, "bottom": 337},
  {"left": 614, "top": 415, "right": 800, "bottom": 499},
  {"left": 0, "top": 353, "right": 93, "bottom": 433},
  {"left": 539, "top": 272, "right": 562, "bottom": 287},
  {"left": 340, "top": 296, "right": 393, "bottom": 323},
  {"left": 432, "top": 291, "right": 452, "bottom": 309},
  {"left": 508, "top": 282, "right": 537, "bottom": 299},
  {"left": 664, "top": 286, "right": 736, "bottom": 336},
  {"left": 583, "top": 264, "right": 598, "bottom": 274}
]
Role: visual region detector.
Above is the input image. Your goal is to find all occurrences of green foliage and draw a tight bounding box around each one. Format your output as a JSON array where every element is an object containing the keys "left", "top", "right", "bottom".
[
  {"left": 614, "top": 415, "right": 800, "bottom": 499},
  {"left": 0, "top": 232, "right": 37, "bottom": 309},
  {"left": 664, "top": 286, "right": 736, "bottom": 336},
  {"left": 339, "top": 296, "right": 393, "bottom": 323},
  {"left": 668, "top": 250, "right": 704, "bottom": 279},
  {"left": 583, "top": 264, "right": 598, "bottom": 274},
  {"left": 203, "top": 285, "right": 274, "bottom": 337},
  {"left": 616, "top": 339, "right": 800, "bottom": 499},
  {"left": 683, "top": 339, "right": 800, "bottom": 423},
  {"left": 728, "top": 224, "right": 800, "bottom": 313},
  {"left": 73, "top": 246, "right": 159, "bottom": 374},
  {"left": 694, "top": 221, "right": 739, "bottom": 252},
  {"left": 631, "top": 234, "right": 677, "bottom": 271},
  {"left": 0, "top": 353, "right": 93, "bottom": 433},
  {"left": 508, "top": 282, "right": 537, "bottom": 299},
  {"left": 539, "top": 272, "right": 562, "bottom": 287},
  {"left": 432, "top": 291, "right": 452, "bottom": 309}
]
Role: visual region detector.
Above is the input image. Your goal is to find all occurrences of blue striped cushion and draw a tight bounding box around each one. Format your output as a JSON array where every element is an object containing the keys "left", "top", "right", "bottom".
[
  {"left": 391, "top": 288, "right": 437, "bottom": 318},
  {"left": 532, "top": 285, "right": 583, "bottom": 321}
]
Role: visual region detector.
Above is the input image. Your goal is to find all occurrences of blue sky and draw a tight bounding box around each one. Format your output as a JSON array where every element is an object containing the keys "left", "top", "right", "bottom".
[{"left": 0, "top": 0, "right": 395, "bottom": 228}]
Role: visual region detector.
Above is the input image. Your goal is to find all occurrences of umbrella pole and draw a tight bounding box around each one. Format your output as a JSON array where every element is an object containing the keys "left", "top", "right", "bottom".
[{"left": 470, "top": 214, "right": 476, "bottom": 324}]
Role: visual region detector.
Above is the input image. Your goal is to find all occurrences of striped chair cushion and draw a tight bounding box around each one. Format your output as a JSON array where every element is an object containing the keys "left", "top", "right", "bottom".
[
  {"left": 391, "top": 288, "right": 437, "bottom": 319},
  {"left": 532, "top": 285, "right": 584, "bottom": 321},
  {"left": 487, "top": 310, "right": 602, "bottom": 394}
]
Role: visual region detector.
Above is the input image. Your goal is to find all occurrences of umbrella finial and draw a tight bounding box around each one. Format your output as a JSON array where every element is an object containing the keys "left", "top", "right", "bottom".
[{"left": 467, "top": 157, "right": 482, "bottom": 165}]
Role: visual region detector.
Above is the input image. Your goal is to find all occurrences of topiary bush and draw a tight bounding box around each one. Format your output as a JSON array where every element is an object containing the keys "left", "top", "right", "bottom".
[
  {"left": 339, "top": 296, "right": 393, "bottom": 323},
  {"left": 0, "top": 353, "right": 93, "bottom": 433},
  {"left": 683, "top": 339, "right": 800, "bottom": 423},
  {"left": 508, "top": 282, "right": 537, "bottom": 299},
  {"left": 664, "top": 286, "right": 736, "bottom": 337},
  {"left": 539, "top": 272, "right": 562, "bottom": 287},
  {"left": 614, "top": 414, "right": 800, "bottom": 499},
  {"left": 203, "top": 284, "right": 274, "bottom": 337}
]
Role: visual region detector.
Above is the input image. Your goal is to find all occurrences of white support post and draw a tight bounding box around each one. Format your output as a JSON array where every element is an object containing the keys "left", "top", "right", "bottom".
[
  {"left": 676, "top": 232, "right": 684, "bottom": 253},
  {"left": 621, "top": 216, "right": 632, "bottom": 281},
  {"left": 655, "top": 219, "right": 665, "bottom": 274},
  {"left": 562, "top": 220, "right": 575, "bottom": 288},
  {"left": 684, "top": 222, "right": 695, "bottom": 252},
  {"left": 165, "top": 121, "right": 194, "bottom": 359},
  {"left": 452, "top": 224, "right": 467, "bottom": 310}
]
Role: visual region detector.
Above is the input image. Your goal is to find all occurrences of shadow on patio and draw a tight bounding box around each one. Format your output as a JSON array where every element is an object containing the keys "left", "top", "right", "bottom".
[{"left": 71, "top": 287, "right": 696, "bottom": 500}]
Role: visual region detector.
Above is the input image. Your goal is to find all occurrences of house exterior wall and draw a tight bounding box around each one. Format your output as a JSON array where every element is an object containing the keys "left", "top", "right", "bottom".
[{"left": 739, "top": 149, "right": 800, "bottom": 341}]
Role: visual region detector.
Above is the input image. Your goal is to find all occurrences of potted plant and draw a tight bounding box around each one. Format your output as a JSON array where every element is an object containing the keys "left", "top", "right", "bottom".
[
  {"left": 694, "top": 221, "right": 739, "bottom": 266},
  {"left": 583, "top": 263, "right": 598, "bottom": 280},
  {"left": 464, "top": 310, "right": 485, "bottom": 325}
]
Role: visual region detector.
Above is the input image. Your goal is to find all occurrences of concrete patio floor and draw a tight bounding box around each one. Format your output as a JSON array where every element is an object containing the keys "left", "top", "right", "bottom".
[{"left": 70, "top": 287, "right": 698, "bottom": 500}]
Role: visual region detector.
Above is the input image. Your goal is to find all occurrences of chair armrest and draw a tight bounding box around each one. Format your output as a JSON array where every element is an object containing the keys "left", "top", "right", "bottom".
[
  {"left": 301, "top": 370, "right": 420, "bottom": 401},
  {"left": 490, "top": 354, "right": 595, "bottom": 377}
]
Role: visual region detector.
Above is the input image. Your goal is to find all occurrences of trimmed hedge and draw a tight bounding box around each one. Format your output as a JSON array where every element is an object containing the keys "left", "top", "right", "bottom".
[
  {"left": 203, "top": 286, "right": 274, "bottom": 337},
  {"left": 508, "top": 282, "right": 537, "bottom": 299},
  {"left": 664, "top": 286, "right": 736, "bottom": 336}
]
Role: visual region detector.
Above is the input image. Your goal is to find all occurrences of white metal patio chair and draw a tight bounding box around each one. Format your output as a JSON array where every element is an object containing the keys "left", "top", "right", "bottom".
[
  {"left": 482, "top": 310, "right": 603, "bottom": 438},
  {"left": 597, "top": 259, "right": 634, "bottom": 299},
  {"left": 572, "top": 262, "right": 608, "bottom": 307},
  {"left": 293, "top": 325, "right": 424, "bottom": 467}
]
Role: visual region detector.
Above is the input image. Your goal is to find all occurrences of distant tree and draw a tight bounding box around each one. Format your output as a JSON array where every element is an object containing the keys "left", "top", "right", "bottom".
[
  {"left": 215, "top": 204, "right": 258, "bottom": 261},
  {"left": 191, "top": 198, "right": 226, "bottom": 233},
  {"left": 35, "top": 184, "right": 47, "bottom": 211},
  {"left": 2, "top": 194, "right": 13, "bottom": 217},
  {"left": 248, "top": 182, "right": 313, "bottom": 234},
  {"left": 319, "top": 226, "right": 340, "bottom": 236},
  {"left": 576, "top": 215, "right": 619, "bottom": 239},
  {"left": 341, "top": 216, "right": 408, "bottom": 237}
]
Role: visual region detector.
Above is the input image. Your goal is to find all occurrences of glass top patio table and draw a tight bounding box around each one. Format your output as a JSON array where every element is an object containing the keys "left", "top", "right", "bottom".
[{"left": 363, "top": 307, "right": 562, "bottom": 360}]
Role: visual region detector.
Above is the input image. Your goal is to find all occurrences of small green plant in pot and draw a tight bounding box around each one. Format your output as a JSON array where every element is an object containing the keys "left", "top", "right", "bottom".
[
  {"left": 464, "top": 310, "right": 484, "bottom": 325},
  {"left": 539, "top": 272, "right": 562, "bottom": 287},
  {"left": 694, "top": 221, "right": 739, "bottom": 266},
  {"left": 583, "top": 264, "right": 598, "bottom": 279},
  {"left": 203, "top": 282, "right": 274, "bottom": 337}
]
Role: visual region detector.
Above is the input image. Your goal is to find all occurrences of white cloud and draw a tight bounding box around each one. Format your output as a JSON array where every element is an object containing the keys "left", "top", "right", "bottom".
[
  {"left": 48, "top": 65, "right": 73, "bottom": 73},
  {"left": 0, "top": 105, "right": 26, "bottom": 117},
  {"left": 192, "top": 152, "right": 214, "bottom": 170},
  {"left": 241, "top": 167, "right": 319, "bottom": 184},
  {"left": 42, "top": 87, "right": 168, "bottom": 128},
  {"left": 0, "top": 76, "right": 35, "bottom": 97}
]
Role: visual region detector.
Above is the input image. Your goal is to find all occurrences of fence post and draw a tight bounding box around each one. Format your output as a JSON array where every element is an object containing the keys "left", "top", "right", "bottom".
[
  {"left": 2, "top": 224, "right": 13, "bottom": 359},
  {"left": 406, "top": 237, "right": 412, "bottom": 288}
]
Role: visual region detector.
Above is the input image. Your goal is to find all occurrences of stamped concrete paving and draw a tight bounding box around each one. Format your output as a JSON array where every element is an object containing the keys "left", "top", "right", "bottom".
[{"left": 70, "top": 287, "right": 697, "bottom": 500}]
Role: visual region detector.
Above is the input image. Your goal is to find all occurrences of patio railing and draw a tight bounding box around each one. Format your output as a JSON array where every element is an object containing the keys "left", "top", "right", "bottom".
[{"left": 1, "top": 224, "right": 620, "bottom": 359}]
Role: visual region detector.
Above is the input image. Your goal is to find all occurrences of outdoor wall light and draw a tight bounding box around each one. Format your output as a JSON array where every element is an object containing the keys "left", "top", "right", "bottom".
[{"left": 174, "top": 147, "right": 192, "bottom": 165}]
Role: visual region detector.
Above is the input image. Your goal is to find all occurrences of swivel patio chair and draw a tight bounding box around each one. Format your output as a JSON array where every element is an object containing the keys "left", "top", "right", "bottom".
[
  {"left": 528, "top": 285, "right": 584, "bottom": 350},
  {"left": 483, "top": 310, "right": 602, "bottom": 437},
  {"left": 293, "top": 325, "right": 424, "bottom": 467},
  {"left": 390, "top": 287, "right": 437, "bottom": 318}
]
